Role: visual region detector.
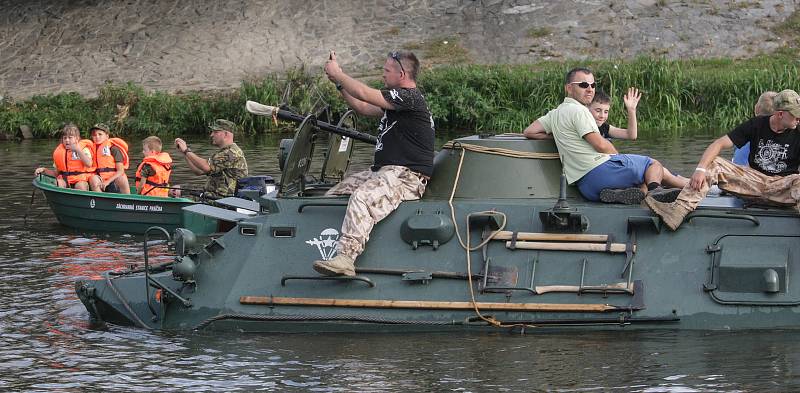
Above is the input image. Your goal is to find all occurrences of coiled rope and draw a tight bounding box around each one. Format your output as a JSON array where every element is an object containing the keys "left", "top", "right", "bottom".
[{"left": 442, "top": 140, "right": 559, "bottom": 329}]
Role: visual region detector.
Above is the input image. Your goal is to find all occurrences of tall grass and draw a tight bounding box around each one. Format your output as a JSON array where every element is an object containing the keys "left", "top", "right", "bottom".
[{"left": 2, "top": 55, "right": 799, "bottom": 138}]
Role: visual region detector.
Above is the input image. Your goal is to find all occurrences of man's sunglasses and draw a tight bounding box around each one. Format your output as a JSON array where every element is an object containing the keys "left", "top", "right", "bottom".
[
  {"left": 389, "top": 51, "right": 406, "bottom": 75},
  {"left": 569, "top": 81, "right": 596, "bottom": 89}
]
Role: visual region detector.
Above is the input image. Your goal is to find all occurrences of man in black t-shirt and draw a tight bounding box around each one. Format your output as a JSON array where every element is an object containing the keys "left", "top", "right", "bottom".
[
  {"left": 312, "top": 50, "right": 435, "bottom": 277},
  {"left": 646, "top": 89, "right": 800, "bottom": 230}
]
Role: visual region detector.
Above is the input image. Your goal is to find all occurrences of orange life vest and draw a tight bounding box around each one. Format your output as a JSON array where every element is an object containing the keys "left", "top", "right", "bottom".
[
  {"left": 135, "top": 152, "right": 173, "bottom": 197},
  {"left": 94, "top": 138, "right": 130, "bottom": 181},
  {"left": 53, "top": 139, "right": 96, "bottom": 185}
]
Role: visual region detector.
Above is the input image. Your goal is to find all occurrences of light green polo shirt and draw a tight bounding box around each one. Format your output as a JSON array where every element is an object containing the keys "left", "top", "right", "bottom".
[{"left": 538, "top": 97, "right": 609, "bottom": 184}]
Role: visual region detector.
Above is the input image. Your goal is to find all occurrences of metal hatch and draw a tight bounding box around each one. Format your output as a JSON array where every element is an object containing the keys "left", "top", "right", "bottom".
[{"left": 705, "top": 235, "right": 800, "bottom": 305}]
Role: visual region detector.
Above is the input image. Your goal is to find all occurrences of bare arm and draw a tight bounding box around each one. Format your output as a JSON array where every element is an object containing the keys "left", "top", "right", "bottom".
[
  {"left": 689, "top": 135, "right": 733, "bottom": 190},
  {"left": 183, "top": 151, "right": 210, "bottom": 175},
  {"left": 103, "top": 162, "right": 127, "bottom": 186},
  {"left": 584, "top": 132, "right": 618, "bottom": 154},
  {"left": 523, "top": 120, "right": 553, "bottom": 140},
  {"left": 175, "top": 138, "right": 210, "bottom": 175},
  {"left": 34, "top": 167, "right": 58, "bottom": 177},
  {"left": 70, "top": 143, "right": 93, "bottom": 167},
  {"left": 339, "top": 87, "right": 385, "bottom": 117},
  {"left": 607, "top": 87, "right": 640, "bottom": 140},
  {"left": 325, "top": 51, "right": 394, "bottom": 117}
]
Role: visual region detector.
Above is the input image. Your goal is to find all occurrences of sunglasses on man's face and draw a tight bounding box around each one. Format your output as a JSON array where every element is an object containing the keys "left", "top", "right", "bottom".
[
  {"left": 389, "top": 51, "right": 406, "bottom": 75},
  {"left": 569, "top": 81, "right": 596, "bottom": 89}
]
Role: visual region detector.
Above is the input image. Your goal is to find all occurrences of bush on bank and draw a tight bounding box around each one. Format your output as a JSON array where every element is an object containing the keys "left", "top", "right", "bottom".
[{"left": 1, "top": 55, "right": 798, "bottom": 139}]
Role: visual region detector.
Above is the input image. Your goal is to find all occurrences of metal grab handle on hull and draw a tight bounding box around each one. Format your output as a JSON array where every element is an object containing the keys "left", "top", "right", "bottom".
[
  {"left": 281, "top": 275, "right": 375, "bottom": 287},
  {"left": 297, "top": 202, "right": 349, "bottom": 213},
  {"left": 685, "top": 212, "right": 760, "bottom": 226}
]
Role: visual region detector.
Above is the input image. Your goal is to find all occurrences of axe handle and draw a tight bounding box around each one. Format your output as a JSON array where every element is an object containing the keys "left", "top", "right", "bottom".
[
  {"left": 494, "top": 231, "right": 608, "bottom": 242},
  {"left": 506, "top": 241, "right": 634, "bottom": 253}
]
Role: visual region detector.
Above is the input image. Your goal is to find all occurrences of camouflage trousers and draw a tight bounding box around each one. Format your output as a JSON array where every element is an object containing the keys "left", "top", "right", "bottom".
[
  {"left": 675, "top": 157, "right": 800, "bottom": 212},
  {"left": 326, "top": 165, "right": 428, "bottom": 259}
]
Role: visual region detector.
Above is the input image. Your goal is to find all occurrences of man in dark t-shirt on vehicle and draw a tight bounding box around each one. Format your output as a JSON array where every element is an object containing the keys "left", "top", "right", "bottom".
[
  {"left": 312, "top": 50, "right": 435, "bottom": 277},
  {"left": 646, "top": 89, "right": 800, "bottom": 230}
]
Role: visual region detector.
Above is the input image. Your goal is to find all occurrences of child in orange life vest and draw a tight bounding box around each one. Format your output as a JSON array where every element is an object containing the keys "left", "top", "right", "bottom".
[
  {"left": 88, "top": 123, "right": 131, "bottom": 194},
  {"left": 135, "top": 136, "right": 173, "bottom": 197},
  {"left": 34, "top": 123, "right": 95, "bottom": 190}
]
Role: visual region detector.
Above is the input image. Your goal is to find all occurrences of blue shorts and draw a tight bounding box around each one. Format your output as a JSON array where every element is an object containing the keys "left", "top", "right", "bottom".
[
  {"left": 732, "top": 142, "right": 750, "bottom": 166},
  {"left": 576, "top": 154, "right": 654, "bottom": 201}
]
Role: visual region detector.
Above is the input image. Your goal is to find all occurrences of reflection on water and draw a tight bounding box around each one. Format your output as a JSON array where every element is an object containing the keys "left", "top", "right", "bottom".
[{"left": 5, "top": 131, "right": 800, "bottom": 391}]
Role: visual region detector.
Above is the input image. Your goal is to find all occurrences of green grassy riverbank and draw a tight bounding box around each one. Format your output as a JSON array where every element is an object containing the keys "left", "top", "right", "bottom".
[{"left": 1, "top": 56, "right": 798, "bottom": 139}]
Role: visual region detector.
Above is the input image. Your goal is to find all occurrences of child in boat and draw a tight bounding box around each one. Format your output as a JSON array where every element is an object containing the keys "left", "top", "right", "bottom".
[
  {"left": 588, "top": 88, "right": 640, "bottom": 140},
  {"left": 134, "top": 136, "right": 173, "bottom": 197},
  {"left": 732, "top": 91, "right": 778, "bottom": 166},
  {"left": 588, "top": 88, "right": 689, "bottom": 203},
  {"left": 88, "top": 123, "right": 131, "bottom": 194},
  {"left": 34, "top": 123, "right": 95, "bottom": 190}
]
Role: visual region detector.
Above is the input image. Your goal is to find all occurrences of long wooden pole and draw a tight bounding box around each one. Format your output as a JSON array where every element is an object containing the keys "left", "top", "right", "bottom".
[
  {"left": 239, "top": 296, "right": 618, "bottom": 312},
  {"left": 506, "top": 241, "right": 634, "bottom": 253},
  {"left": 493, "top": 231, "right": 609, "bottom": 242}
]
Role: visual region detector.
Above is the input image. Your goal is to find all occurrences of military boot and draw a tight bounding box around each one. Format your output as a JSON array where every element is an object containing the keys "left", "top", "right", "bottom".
[
  {"left": 599, "top": 187, "right": 645, "bottom": 205},
  {"left": 647, "top": 186, "right": 682, "bottom": 203},
  {"left": 644, "top": 195, "right": 691, "bottom": 230},
  {"left": 313, "top": 254, "right": 356, "bottom": 277}
]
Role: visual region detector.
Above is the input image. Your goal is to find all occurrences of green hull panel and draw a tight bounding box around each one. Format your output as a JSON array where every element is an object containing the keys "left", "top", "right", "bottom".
[{"left": 33, "top": 177, "right": 218, "bottom": 235}]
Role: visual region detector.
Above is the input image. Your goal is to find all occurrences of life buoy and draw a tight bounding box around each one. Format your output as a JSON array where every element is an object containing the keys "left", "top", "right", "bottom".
[
  {"left": 53, "top": 139, "right": 96, "bottom": 185},
  {"left": 135, "top": 152, "right": 173, "bottom": 197},
  {"left": 95, "top": 138, "right": 130, "bottom": 181}
]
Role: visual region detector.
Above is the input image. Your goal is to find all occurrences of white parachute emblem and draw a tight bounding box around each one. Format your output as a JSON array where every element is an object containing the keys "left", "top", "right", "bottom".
[{"left": 306, "top": 228, "right": 339, "bottom": 260}]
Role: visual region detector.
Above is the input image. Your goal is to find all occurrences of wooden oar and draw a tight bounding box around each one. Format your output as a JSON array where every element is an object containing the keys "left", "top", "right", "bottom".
[
  {"left": 240, "top": 296, "right": 622, "bottom": 312},
  {"left": 506, "top": 241, "right": 634, "bottom": 253},
  {"left": 493, "top": 231, "right": 608, "bottom": 242}
]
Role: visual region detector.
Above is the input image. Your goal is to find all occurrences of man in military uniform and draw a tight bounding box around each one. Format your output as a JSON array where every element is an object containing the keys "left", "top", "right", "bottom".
[
  {"left": 174, "top": 119, "right": 248, "bottom": 200},
  {"left": 312, "top": 50, "right": 435, "bottom": 277}
]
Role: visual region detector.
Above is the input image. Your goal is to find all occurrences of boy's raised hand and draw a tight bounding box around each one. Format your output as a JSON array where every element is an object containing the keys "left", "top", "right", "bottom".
[{"left": 623, "top": 87, "right": 641, "bottom": 111}]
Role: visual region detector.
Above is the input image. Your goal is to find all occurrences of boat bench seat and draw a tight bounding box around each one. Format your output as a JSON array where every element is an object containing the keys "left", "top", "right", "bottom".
[{"left": 183, "top": 204, "right": 253, "bottom": 223}]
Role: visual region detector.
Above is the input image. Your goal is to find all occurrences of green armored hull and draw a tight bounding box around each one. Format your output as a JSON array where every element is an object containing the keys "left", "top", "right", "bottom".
[
  {"left": 33, "top": 176, "right": 220, "bottom": 235},
  {"left": 75, "top": 120, "right": 800, "bottom": 332}
]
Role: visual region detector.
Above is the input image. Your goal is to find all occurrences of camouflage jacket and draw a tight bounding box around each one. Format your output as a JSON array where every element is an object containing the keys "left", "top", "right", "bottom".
[{"left": 202, "top": 143, "right": 248, "bottom": 200}]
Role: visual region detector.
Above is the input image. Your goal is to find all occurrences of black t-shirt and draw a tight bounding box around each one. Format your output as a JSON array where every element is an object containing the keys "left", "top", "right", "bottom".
[
  {"left": 728, "top": 115, "right": 800, "bottom": 176},
  {"left": 598, "top": 123, "right": 610, "bottom": 139},
  {"left": 373, "top": 87, "right": 435, "bottom": 177}
]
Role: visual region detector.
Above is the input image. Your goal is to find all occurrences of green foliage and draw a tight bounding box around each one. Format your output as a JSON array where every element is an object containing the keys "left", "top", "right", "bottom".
[
  {"left": 421, "top": 55, "right": 800, "bottom": 136},
  {"left": 3, "top": 55, "right": 799, "bottom": 139}
]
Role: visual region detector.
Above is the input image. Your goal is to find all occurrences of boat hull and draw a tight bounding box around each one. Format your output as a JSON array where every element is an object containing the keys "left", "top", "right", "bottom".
[{"left": 33, "top": 176, "right": 218, "bottom": 235}]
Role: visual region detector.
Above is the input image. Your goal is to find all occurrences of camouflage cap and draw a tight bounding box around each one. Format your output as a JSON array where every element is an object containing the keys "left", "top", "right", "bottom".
[
  {"left": 774, "top": 89, "right": 800, "bottom": 118},
  {"left": 209, "top": 119, "right": 236, "bottom": 134},
  {"left": 90, "top": 123, "right": 110, "bottom": 133}
]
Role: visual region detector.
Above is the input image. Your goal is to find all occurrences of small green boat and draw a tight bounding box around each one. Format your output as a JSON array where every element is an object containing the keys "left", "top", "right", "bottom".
[{"left": 33, "top": 175, "right": 222, "bottom": 235}]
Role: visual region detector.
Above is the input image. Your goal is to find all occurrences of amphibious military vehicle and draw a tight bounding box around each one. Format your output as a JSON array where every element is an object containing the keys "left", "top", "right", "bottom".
[{"left": 76, "top": 102, "right": 800, "bottom": 332}]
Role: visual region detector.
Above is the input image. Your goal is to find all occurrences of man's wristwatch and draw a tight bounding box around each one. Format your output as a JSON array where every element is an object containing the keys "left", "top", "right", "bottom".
[
  {"left": 335, "top": 82, "right": 343, "bottom": 91},
  {"left": 183, "top": 147, "right": 192, "bottom": 154}
]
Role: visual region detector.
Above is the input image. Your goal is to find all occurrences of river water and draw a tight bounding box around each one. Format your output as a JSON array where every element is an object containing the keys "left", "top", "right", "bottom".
[{"left": 3, "top": 131, "right": 800, "bottom": 392}]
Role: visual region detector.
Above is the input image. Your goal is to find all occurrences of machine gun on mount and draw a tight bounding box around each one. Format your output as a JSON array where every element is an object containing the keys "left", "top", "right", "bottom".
[{"left": 246, "top": 100, "right": 373, "bottom": 197}]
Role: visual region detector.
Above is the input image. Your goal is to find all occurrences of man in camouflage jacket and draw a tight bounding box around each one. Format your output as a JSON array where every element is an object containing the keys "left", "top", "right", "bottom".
[{"left": 174, "top": 119, "right": 249, "bottom": 200}]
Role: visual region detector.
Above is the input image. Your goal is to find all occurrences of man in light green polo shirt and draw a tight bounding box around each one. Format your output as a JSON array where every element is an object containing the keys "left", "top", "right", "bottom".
[{"left": 523, "top": 67, "right": 680, "bottom": 204}]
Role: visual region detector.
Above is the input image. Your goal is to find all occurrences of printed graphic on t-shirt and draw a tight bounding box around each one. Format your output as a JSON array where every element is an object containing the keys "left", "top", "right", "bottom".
[
  {"left": 102, "top": 146, "right": 111, "bottom": 156},
  {"left": 753, "top": 139, "right": 789, "bottom": 174},
  {"left": 375, "top": 111, "right": 397, "bottom": 153}
]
